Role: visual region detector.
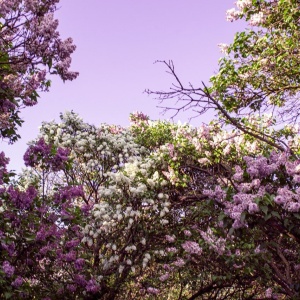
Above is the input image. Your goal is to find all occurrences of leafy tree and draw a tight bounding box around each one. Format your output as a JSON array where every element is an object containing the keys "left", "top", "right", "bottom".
[
  {"left": 4, "top": 111, "right": 298, "bottom": 299},
  {"left": 2, "top": 0, "right": 300, "bottom": 299},
  {"left": 147, "top": 0, "right": 300, "bottom": 153},
  {"left": 0, "top": 0, "right": 78, "bottom": 142}
]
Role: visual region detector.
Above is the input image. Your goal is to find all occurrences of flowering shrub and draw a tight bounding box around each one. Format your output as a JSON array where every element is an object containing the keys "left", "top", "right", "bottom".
[
  {"left": 2, "top": 111, "right": 296, "bottom": 298},
  {"left": 0, "top": 0, "right": 78, "bottom": 142},
  {"left": 1, "top": 0, "right": 300, "bottom": 299}
]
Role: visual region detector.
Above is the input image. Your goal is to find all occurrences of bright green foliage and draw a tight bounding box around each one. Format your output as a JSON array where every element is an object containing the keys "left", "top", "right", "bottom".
[{"left": 211, "top": 0, "right": 300, "bottom": 125}]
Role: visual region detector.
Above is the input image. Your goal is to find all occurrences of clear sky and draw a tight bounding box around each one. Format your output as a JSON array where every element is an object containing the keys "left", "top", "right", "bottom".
[{"left": 1, "top": 0, "right": 246, "bottom": 172}]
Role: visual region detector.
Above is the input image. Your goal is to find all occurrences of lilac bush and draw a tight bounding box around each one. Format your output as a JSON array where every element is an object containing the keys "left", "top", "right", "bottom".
[{"left": 0, "top": 0, "right": 78, "bottom": 142}]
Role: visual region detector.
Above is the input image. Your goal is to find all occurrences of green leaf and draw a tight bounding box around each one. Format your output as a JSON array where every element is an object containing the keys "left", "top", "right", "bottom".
[
  {"left": 271, "top": 211, "right": 281, "bottom": 219},
  {"left": 261, "top": 205, "right": 268, "bottom": 215}
]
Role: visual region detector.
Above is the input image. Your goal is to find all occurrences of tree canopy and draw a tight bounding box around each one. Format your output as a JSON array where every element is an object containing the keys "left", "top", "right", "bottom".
[
  {"left": 0, "top": 0, "right": 78, "bottom": 143},
  {"left": 1, "top": 0, "right": 300, "bottom": 299}
]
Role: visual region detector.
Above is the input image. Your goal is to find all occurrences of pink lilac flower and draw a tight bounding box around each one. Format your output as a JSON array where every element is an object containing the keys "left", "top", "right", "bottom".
[
  {"left": 147, "top": 287, "right": 160, "bottom": 295},
  {"left": 226, "top": 8, "right": 241, "bottom": 22},
  {"left": 236, "top": 0, "right": 252, "bottom": 10},
  {"left": 249, "top": 12, "right": 265, "bottom": 26},
  {"left": 182, "top": 241, "right": 202, "bottom": 255},
  {"left": 159, "top": 273, "right": 170, "bottom": 282},
  {"left": 265, "top": 288, "right": 272, "bottom": 298},
  {"left": 165, "top": 235, "right": 175, "bottom": 243},
  {"left": 218, "top": 43, "right": 229, "bottom": 53},
  {"left": 173, "top": 258, "right": 185, "bottom": 267},
  {"left": 184, "top": 230, "right": 192, "bottom": 237},
  {"left": 168, "top": 143, "right": 175, "bottom": 157},
  {"left": 166, "top": 247, "right": 178, "bottom": 253},
  {"left": 232, "top": 165, "right": 244, "bottom": 182}
]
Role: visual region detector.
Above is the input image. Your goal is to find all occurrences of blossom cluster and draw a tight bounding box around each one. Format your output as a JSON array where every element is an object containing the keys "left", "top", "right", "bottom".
[
  {"left": 0, "top": 0, "right": 78, "bottom": 142},
  {"left": 3, "top": 111, "right": 300, "bottom": 298}
]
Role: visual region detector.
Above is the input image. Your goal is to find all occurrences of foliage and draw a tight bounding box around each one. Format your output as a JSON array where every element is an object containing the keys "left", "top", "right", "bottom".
[
  {"left": 0, "top": 0, "right": 78, "bottom": 143},
  {"left": 212, "top": 0, "right": 300, "bottom": 125},
  {"left": 1, "top": 0, "right": 300, "bottom": 299},
  {"left": 0, "top": 111, "right": 299, "bottom": 298}
]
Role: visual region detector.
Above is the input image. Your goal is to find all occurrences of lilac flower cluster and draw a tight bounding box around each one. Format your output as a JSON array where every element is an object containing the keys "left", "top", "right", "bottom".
[
  {"left": 24, "top": 138, "right": 70, "bottom": 171},
  {"left": 205, "top": 151, "right": 300, "bottom": 229},
  {"left": 0, "top": 0, "right": 78, "bottom": 142},
  {"left": 274, "top": 187, "right": 300, "bottom": 212},
  {"left": 200, "top": 228, "right": 226, "bottom": 255},
  {"left": 129, "top": 111, "right": 150, "bottom": 127},
  {"left": 147, "top": 287, "right": 160, "bottom": 295},
  {"left": 11, "top": 276, "right": 23, "bottom": 288},
  {"left": 243, "top": 152, "right": 286, "bottom": 178},
  {"left": 203, "top": 186, "right": 226, "bottom": 203},
  {"left": 181, "top": 241, "right": 202, "bottom": 255},
  {"left": 54, "top": 186, "right": 84, "bottom": 204},
  {"left": 2, "top": 261, "right": 15, "bottom": 277},
  {"left": 85, "top": 279, "right": 100, "bottom": 293},
  {"left": 0, "top": 151, "right": 9, "bottom": 184},
  {"left": 7, "top": 185, "right": 37, "bottom": 210}
]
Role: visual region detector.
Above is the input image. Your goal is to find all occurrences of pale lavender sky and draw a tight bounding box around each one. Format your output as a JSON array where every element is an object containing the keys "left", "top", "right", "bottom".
[{"left": 1, "top": 0, "right": 246, "bottom": 172}]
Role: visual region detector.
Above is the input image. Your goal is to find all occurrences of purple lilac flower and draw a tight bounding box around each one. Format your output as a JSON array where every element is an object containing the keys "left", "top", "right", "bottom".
[
  {"left": 23, "top": 138, "right": 70, "bottom": 171},
  {"left": 1, "top": 242, "right": 16, "bottom": 257},
  {"left": 0, "top": 151, "right": 9, "bottom": 184},
  {"left": 74, "top": 258, "right": 85, "bottom": 270},
  {"left": 86, "top": 279, "right": 100, "bottom": 293},
  {"left": 54, "top": 186, "right": 84, "bottom": 204},
  {"left": 232, "top": 165, "right": 244, "bottom": 182},
  {"left": 7, "top": 185, "right": 37, "bottom": 209},
  {"left": 67, "top": 284, "right": 77, "bottom": 292},
  {"left": 64, "top": 250, "right": 76, "bottom": 262},
  {"left": 23, "top": 138, "right": 51, "bottom": 167},
  {"left": 51, "top": 147, "right": 70, "bottom": 171},
  {"left": 65, "top": 239, "right": 80, "bottom": 249},
  {"left": 203, "top": 186, "right": 225, "bottom": 203},
  {"left": 166, "top": 247, "right": 178, "bottom": 253},
  {"left": 248, "top": 202, "right": 259, "bottom": 213},
  {"left": 2, "top": 261, "right": 15, "bottom": 277},
  {"left": 74, "top": 274, "right": 87, "bottom": 287},
  {"left": 11, "top": 276, "right": 23, "bottom": 287}
]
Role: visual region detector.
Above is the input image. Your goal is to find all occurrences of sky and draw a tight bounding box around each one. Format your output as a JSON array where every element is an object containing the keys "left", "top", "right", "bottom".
[{"left": 1, "top": 0, "right": 247, "bottom": 172}]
